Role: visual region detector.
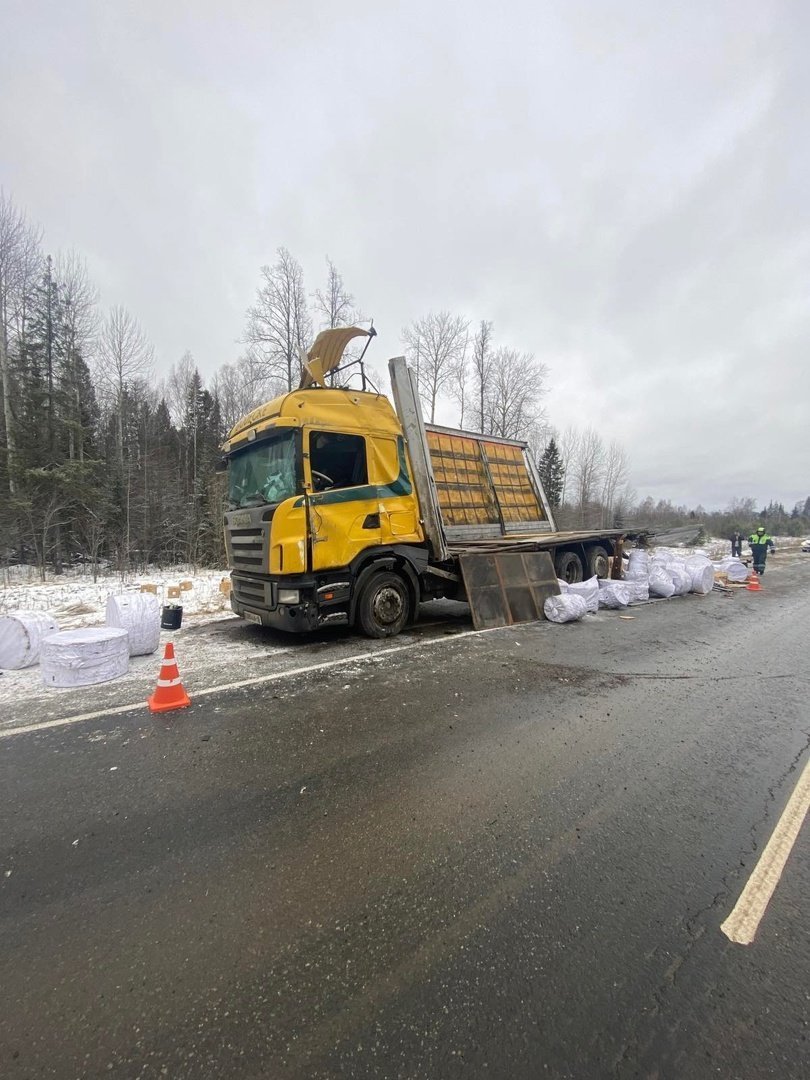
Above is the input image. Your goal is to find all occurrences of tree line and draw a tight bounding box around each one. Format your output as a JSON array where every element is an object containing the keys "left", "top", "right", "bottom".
[{"left": 4, "top": 190, "right": 803, "bottom": 580}]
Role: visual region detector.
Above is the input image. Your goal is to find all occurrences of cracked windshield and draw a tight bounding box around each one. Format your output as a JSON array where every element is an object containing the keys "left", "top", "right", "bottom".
[{"left": 227, "top": 433, "right": 297, "bottom": 509}]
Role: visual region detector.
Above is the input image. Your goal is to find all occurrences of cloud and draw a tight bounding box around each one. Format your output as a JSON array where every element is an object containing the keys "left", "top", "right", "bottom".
[{"left": 1, "top": 0, "right": 807, "bottom": 508}]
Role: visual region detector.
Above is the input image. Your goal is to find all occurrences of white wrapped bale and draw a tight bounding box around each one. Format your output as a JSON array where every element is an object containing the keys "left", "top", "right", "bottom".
[
  {"left": 690, "top": 563, "right": 715, "bottom": 594},
  {"left": 41, "top": 627, "right": 129, "bottom": 688},
  {"left": 598, "top": 581, "right": 631, "bottom": 609},
  {"left": 544, "top": 594, "right": 588, "bottom": 624},
  {"left": 0, "top": 611, "right": 60, "bottom": 669},
  {"left": 716, "top": 558, "right": 748, "bottom": 583},
  {"left": 566, "top": 575, "right": 600, "bottom": 613},
  {"left": 626, "top": 550, "right": 649, "bottom": 580},
  {"left": 624, "top": 579, "right": 650, "bottom": 603},
  {"left": 669, "top": 567, "right": 692, "bottom": 596},
  {"left": 106, "top": 592, "right": 160, "bottom": 656},
  {"left": 556, "top": 578, "right": 571, "bottom": 593},
  {"left": 685, "top": 555, "right": 715, "bottom": 595},
  {"left": 649, "top": 566, "right": 676, "bottom": 598}
]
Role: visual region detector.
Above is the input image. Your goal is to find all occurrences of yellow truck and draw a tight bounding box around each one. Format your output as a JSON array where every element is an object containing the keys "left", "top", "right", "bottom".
[{"left": 221, "top": 327, "right": 639, "bottom": 637}]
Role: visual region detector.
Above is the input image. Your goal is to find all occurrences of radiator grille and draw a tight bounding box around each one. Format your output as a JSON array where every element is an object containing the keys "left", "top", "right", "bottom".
[
  {"left": 233, "top": 574, "right": 269, "bottom": 608},
  {"left": 228, "top": 527, "right": 265, "bottom": 572}
]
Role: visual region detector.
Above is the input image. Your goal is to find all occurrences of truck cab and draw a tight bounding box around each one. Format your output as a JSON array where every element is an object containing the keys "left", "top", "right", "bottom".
[{"left": 223, "top": 384, "right": 430, "bottom": 636}]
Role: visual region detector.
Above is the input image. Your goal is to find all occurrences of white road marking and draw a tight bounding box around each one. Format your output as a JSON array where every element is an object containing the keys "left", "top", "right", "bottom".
[
  {"left": 721, "top": 754, "right": 810, "bottom": 945},
  {"left": 0, "top": 625, "right": 505, "bottom": 740}
]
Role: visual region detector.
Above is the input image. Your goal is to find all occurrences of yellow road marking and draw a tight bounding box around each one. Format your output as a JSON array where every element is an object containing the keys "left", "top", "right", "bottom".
[{"left": 721, "top": 754, "right": 810, "bottom": 945}]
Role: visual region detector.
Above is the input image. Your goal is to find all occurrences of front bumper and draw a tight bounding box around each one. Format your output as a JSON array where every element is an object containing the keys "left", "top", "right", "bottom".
[{"left": 230, "top": 571, "right": 350, "bottom": 633}]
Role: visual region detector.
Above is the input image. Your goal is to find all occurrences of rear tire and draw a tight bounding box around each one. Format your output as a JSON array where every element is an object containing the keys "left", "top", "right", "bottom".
[
  {"left": 555, "top": 551, "right": 583, "bottom": 584},
  {"left": 587, "top": 545, "right": 611, "bottom": 579},
  {"left": 356, "top": 571, "right": 411, "bottom": 638}
]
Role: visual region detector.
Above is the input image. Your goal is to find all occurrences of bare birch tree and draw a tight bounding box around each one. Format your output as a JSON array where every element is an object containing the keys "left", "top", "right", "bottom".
[
  {"left": 55, "top": 249, "right": 98, "bottom": 461},
  {"left": 402, "top": 311, "right": 469, "bottom": 423},
  {"left": 313, "top": 257, "right": 358, "bottom": 329},
  {"left": 0, "top": 191, "right": 42, "bottom": 492},
  {"left": 96, "top": 306, "right": 154, "bottom": 472},
  {"left": 447, "top": 331, "right": 471, "bottom": 428},
  {"left": 165, "top": 350, "right": 197, "bottom": 427},
  {"left": 245, "top": 248, "right": 312, "bottom": 391},
  {"left": 472, "top": 319, "right": 493, "bottom": 432},
  {"left": 486, "top": 348, "right": 548, "bottom": 441},
  {"left": 599, "top": 439, "right": 629, "bottom": 527},
  {"left": 213, "top": 353, "right": 284, "bottom": 431},
  {"left": 571, "top": 426, "right": 605, "bottom": 526},
  {"left": 558, "top": 425, "right": 580, "bottom": 505}
]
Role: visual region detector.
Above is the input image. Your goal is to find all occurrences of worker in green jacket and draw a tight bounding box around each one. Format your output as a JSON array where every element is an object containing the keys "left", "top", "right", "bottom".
[{"left": 748, "top": 526, "right": 775, "bottom": 574}]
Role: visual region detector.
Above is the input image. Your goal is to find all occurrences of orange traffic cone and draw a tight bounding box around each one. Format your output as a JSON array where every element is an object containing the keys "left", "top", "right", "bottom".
[
  {"left": 148, "top": 642, "right": 191, "bottom": 713},
  {"left": 746, "top": 570, "right": 762, "bottom": 592}
]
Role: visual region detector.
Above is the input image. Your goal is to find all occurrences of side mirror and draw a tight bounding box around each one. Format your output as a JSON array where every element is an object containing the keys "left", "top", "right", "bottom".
[{"left": 215, "top": 456, "right": 228, "bottom": 473}]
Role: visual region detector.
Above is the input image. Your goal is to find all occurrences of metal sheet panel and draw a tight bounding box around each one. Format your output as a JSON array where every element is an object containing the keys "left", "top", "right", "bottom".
[{"left": 459, "top": 551, "right": 559, "bottom": 631}]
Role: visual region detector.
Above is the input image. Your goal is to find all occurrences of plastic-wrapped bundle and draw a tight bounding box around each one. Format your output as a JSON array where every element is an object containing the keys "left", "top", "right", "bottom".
[
  {"left": 624, "top": 579, "right": 650, "bottom": 603},
  {"left": 685, "top": 554, "right": 711, "bottom": 573},
  {"left": 566, "top": 575, "right": 599, "bottom": 613},
  {"left": 0, "top": 611, "right": 60, "bottom": 669},
  {"left": 669, "top": 567, "right": 692, "bottom": 595},
  {"left": 106, "top": 592, "right": 160, "bottom": 656},
  {"left": 716, "top": 558, "right": 748, "bottom": 583},
  {"left": 556, "top": 578, "right": 571, "bottom": 593},
  {"left": 625, "top": 550, "right": 649, "bottom": 580},
  {"left": 544, "top": 593, "right": 588, "bottom": 624},
  {"left": 649, "top": 565, "right": 676, "bottom": 598},
  {"left": 690, "top": 563, "right": 715, "bottom": 594},
  {"left": 41, "top": 627, "right": 129, "bottom": 688},
  {"left": 685, "top": 555, "right": 715, "bottom": 595},
  {"left": 598, "top": 581, "right": 631, "bottom": 609}
]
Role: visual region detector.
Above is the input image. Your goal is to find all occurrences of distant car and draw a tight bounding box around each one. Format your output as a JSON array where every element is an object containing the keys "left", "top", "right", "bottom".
[{"left": 802, "top": 538, "right": 810, "bottom": 552}]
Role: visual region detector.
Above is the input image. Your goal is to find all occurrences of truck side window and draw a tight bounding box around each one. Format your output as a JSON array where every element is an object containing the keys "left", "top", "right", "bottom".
[{"left": 309, "top": 432, "right": 368, "bottom": 492}]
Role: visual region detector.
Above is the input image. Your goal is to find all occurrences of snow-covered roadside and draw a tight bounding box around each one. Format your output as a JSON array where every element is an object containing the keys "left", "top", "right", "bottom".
[
  {"left": 0, "top": 566, "right": 233, "bottom": 629},
  {"left": 0, "top": 567, "right": 238, "bottom": 714}
]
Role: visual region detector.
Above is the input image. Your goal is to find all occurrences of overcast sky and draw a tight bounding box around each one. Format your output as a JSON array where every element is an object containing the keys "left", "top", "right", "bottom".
[{"left": 2, "top": 0, "right": 808, "bottom": 510}]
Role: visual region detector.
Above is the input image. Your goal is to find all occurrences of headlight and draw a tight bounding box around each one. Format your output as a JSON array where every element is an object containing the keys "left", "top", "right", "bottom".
[{"left": 278, "top": 588, "right": 300, "bottom": 605}]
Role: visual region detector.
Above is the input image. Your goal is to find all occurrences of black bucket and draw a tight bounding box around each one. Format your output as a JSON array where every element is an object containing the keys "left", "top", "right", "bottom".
[{"left": 161, "top": 604, "right": 183, "bottom": 630}]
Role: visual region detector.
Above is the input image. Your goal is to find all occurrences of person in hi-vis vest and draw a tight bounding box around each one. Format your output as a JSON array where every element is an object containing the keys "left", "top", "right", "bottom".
[{"left": 748, "top": 526, "right": 775, "bottom": 574}]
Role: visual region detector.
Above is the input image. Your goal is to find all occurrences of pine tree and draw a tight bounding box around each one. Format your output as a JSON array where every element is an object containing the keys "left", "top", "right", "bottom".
[{"left": 537, "top": 437, "right": 564, "bottom": 509}]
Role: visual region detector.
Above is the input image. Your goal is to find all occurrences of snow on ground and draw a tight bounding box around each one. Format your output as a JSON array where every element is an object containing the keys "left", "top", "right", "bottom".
[
  {"left": 0, "top": 565, "right": 233, "bottom": 629},
  {"left": 0, "top": 566, "right": 236, "bottom": 713}
]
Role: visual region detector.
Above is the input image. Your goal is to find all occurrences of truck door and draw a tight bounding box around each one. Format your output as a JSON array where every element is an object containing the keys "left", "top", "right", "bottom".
[{"left": 305, "top": 430, "right": 382, "bottom": 571}]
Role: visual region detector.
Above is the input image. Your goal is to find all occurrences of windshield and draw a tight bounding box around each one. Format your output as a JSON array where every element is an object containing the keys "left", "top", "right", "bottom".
[{"left": 227, "top": 432, "right": 298, "bottom": 509}]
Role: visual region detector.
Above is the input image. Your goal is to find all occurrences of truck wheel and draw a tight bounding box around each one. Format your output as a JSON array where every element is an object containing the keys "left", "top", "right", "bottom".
[
  {"left": 587, "top": 545, "right": 611, "bottom": 579},
  {"left": 356, "top": 571, "right": 411, "bottom": 638},
  {"left": 555, "top": 551, "right": 583, "bottom": 584}
]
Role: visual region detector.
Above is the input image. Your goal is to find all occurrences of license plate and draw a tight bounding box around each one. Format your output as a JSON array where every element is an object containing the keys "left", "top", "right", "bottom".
[{"left": 243, "top": 610, "right": 263, "bottom": 626}]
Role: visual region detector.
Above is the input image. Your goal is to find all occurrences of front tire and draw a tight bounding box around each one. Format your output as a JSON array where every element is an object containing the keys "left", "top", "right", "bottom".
[{"left": 356, "top": 571, "right": 411, "bottom": 638}]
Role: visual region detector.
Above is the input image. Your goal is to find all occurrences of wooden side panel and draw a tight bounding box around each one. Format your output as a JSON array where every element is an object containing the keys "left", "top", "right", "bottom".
[
  {"left": 426, "top": 429, "right": 547, "bottom": 530},
  {"left": 482, "top": 441, "right": 545, "bottom": 523},
  {"left": 426, "top": 430, "right": 499, "bottom": 526}
]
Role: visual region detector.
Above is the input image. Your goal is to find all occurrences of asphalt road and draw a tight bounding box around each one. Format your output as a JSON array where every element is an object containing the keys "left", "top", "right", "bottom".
[{"left": 2, "top": 560, "right": 809, "bottom": 1079}]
